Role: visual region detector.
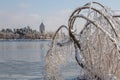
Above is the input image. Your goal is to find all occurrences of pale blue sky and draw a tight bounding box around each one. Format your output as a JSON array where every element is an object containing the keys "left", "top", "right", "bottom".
[{"left": 0, "top": 0, "right": 120, "bottom": 31}]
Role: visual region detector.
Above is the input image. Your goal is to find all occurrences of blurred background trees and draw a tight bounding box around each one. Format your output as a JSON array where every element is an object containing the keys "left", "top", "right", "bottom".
[{"left": 0, "top": 26, "right": 54, "bottom": 39}]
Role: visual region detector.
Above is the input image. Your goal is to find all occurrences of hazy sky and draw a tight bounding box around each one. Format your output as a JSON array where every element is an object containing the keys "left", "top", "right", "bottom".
[{"left": 0, "top": 0, "right": 120, "bottom": 31}]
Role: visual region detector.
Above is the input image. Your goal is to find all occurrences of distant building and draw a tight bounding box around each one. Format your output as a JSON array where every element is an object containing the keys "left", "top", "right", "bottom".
[{"left": 39, "top": 22, "right": 45, "bottom": 34}]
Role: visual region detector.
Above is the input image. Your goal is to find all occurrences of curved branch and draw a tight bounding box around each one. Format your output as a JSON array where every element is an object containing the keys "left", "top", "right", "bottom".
[
  {"left": 113, "top": 15, "right": 120, "bottom": 17},
  {"left": 68, "top": 1, "right": 108, "bottom": 30},
  {"left": 69, "top": 6, "right": 118, "bottom": 38},
  {"left": 85, "top": 1, "right": 107, "bottom": 11},
  {"left": 70, "top": 14, "right": 120, "bottom": 53},
  {"left": 50, "top": 25, "right": 68, "bottom": 49}
]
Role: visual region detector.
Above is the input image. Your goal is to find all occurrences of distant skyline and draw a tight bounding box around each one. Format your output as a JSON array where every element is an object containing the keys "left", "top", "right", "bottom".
[{"left": 0, "top": 0, "right": 120, "bottom": 31}]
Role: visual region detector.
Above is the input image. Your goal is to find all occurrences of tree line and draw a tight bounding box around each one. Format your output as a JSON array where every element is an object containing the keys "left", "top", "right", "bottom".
[{"left": 0, "top": 26, "right": 54, "bottom": 39}]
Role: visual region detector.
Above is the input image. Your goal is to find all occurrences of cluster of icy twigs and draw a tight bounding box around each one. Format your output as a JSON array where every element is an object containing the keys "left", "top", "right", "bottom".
[{"left": 45, "top": 1, "right": 120, "bottom": 80}]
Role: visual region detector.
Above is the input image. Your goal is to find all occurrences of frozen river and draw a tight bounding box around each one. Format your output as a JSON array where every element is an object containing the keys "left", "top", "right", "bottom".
[{"left": 0, "top": 40, "right": 80, "bottom": 80}]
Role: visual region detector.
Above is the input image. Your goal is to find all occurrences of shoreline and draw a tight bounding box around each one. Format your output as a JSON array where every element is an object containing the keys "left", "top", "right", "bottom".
[{"left": 0, "top": 39, "right": 52, "bottom": 42}]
